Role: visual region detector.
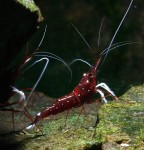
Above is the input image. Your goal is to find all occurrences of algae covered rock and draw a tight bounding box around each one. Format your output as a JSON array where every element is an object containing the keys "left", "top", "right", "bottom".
[
  {"left": 0, "top": 85, "right": 144, "bottom": 149},
  {"left": 96, "top": 85, "right": 144, "bottom": 149},
  {"left": 0, "top": 0, "right": 43, "bottom": 102}
]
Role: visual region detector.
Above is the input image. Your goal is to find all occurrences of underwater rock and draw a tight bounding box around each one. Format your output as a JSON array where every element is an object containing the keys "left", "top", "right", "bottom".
[
  {"left": 96, "top": 84, "right": 144, "bottom": 149},
  {"left": 0, "top": 0, "right": 43, "bottom": 102}
]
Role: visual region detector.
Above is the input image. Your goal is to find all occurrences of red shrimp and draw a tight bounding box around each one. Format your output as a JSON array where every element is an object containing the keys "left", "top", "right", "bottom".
[
  {"left": 26, "top": 58, "right": 118, "bottom": 129},
  {"left": 26, "top": 0, "right": 135, "bottom": 130}
]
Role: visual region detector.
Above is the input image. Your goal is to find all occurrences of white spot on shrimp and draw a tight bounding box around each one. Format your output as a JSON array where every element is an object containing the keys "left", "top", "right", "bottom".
[
  {"left": 88, "top": 90, "right": 90, "bottom": 92},
  {"left": 37, "top": 112, "right": 41, "bottom": 116},
  {"left": 83, "top": 73, "right": 86, "bottom": 76},
  {"left": 82, "top": 88, "right": 84, "bottom": 90},
  {"left": 86, "top": 80, "right": 89, "bottom": 83},
  {"left": 67, "top": 101, "right": 69, "bottom": 103},
  {"left": 78, "top": 94, "right": 80, "bottom": 97}
]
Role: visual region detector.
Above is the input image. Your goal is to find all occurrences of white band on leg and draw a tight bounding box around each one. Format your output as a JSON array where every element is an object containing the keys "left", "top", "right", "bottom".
[
  {"left": 96, "top": 89, "right": 107, "bottom": 103},
  {"left": 96, "top": 83, "right": 116, "bottom": 97}
]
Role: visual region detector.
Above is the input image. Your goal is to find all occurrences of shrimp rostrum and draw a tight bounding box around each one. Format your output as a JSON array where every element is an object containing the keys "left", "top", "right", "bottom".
[{"left": 26, "top": 0, "right": 135, "bottom": 130}]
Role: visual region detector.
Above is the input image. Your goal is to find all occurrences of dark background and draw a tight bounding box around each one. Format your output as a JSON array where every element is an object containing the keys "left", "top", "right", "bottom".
[{"left": 14, "top": 0, "right": 144, "bottom": 98}]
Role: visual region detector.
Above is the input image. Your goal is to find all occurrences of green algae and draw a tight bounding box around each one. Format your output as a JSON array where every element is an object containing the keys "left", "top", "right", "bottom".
[
  {"left": 95, "top": 85, "right": 144, "bottom": 149},
  {"left": 23, "top": 108, "right": 100, "bottom": 150},
  {"left": 17, "top": 0, "right": 38, "bottom": 11},
  {"left": 17, "top": 0, "right": 43, "bottom": 22}
]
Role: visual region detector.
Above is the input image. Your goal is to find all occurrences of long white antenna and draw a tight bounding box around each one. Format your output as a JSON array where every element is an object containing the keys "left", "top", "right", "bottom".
[
  {"left": 98, "top": 17, "right": 105, "bottom": 47},
  {"left": 101, "top": 0, "right": 134, "bottom": 65},
  {"left": 37, "top": 25, "right": 47, "bottom": 49},
  {"left": 69, "top": 59, "right": 92, "bottom": 68},
  {"left": 24, "top": 57, "right": 49, "bottom": 107},
  {"left": 71, "top": 23, "right": 91, "bottom": 50}
]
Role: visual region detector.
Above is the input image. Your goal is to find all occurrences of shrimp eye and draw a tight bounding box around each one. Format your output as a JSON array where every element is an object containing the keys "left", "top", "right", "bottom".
[{"left": 88, "top": 73, "right": 93, "bottom": 77}]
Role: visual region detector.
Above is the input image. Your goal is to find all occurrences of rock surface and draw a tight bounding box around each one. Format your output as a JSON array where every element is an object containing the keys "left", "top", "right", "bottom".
[
  {"left": 96, "top": 85, "right": 144, "bottom": 149},
  {"left": 0, "top": 0, "right": 43, "bottom": 102}
]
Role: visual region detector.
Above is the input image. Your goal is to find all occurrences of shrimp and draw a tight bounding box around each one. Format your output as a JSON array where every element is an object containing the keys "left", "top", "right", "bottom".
[{"left": 26, "top": 0, "right": 135, "bottom": 130}]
